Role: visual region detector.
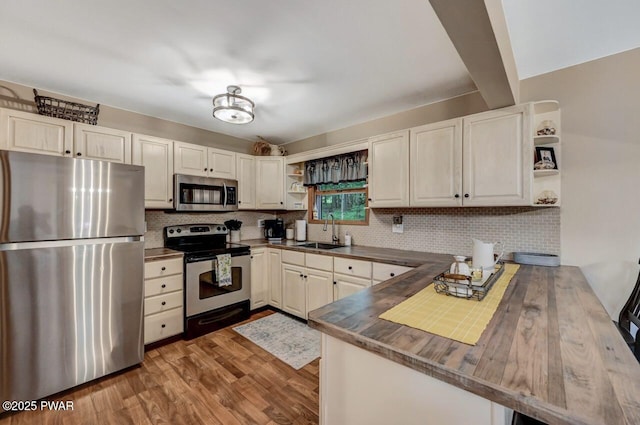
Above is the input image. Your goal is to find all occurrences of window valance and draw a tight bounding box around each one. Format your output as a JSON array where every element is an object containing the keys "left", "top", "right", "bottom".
[{"left": 303, "top": 150, "right": 367, "bottom": 186}]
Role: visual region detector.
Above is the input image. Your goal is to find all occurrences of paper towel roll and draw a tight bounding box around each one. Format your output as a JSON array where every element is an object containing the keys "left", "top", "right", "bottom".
[{"left": 295, "top": 220, "right": 307, "bottom": 241}]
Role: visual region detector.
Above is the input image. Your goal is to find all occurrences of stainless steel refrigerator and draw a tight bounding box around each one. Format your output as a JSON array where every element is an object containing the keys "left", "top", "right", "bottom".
[{"left": 0, "top": 150, "right": 145, "bottom": 407}]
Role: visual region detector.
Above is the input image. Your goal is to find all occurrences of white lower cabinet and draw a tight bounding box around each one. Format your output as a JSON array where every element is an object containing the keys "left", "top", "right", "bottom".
[
  {"left": 306, "top": 268, "right": 333, "bottom": 316},
  {"left": 144, "top": 256, "right": 184, "bottom": 345},
  {"left": 268, "top": 249, "right": 283, "bottom": 308},
  {"left": 250, "top": 248, "right": 268, "bottom": 310},
  {"left": 371, "top": 262, "right": 413, "bottom": 285},
  {"left": 282, "top": 263, "right": 307, "bottom": 318},
  {"left": 334, "top": 274, "right": 371, "bottom": 301}
]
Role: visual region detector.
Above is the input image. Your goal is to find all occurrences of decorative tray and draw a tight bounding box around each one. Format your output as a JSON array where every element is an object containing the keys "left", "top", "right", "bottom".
[{"left": 433, "top": 261, "right": 505, "bottom": 301}]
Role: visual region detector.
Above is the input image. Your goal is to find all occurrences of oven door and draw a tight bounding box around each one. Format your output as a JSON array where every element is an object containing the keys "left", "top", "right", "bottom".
[{"left": 185, "top": 253, "right": 251, "bottom": 317}]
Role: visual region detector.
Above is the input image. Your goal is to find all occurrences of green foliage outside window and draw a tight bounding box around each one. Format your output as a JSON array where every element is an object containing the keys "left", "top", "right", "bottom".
[{"left": 314, "top": 181, "right": 367, "bottom": 222}]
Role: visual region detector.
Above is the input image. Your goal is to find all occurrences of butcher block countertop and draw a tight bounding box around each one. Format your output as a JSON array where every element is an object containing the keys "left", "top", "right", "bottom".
[
  {"left": 240, "top": 239, "right": 451, "bottom": 267},
  {"left": 308, "top": 260, "right": 640, "bottom": 425}
]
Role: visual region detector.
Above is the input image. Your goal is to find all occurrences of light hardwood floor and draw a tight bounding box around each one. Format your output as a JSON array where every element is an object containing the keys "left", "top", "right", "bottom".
[{"left": 0, "top": 310, "right": 319, "bottom": 425}]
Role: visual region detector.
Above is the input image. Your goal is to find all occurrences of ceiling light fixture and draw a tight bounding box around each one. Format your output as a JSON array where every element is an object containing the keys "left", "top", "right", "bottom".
[{"left": 212, "top": 85, "right": 255, "bottom": 124}]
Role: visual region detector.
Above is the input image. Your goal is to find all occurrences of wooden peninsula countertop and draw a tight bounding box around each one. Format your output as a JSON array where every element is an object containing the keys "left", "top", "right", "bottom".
[{"left": 308, "top": 259, "right": 640, "bottom": 425}]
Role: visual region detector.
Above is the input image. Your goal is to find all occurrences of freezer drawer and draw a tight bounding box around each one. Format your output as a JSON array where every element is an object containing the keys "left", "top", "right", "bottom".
[{"left": 0, "top": 239, "right": 144, "bottom": 405}]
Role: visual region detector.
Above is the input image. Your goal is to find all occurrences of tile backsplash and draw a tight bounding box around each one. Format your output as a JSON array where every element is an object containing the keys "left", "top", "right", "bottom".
[
  {"left": 281, "top": 207, "right": 560, "bottom": 260},
  {"left": 144, "top": 210, "right": 276, "bottom": 248}
]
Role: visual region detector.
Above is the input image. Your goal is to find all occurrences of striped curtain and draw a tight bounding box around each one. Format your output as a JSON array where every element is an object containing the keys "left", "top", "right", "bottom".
[{"left": 303, "top": 150, "right": 367, "bottom": 186}]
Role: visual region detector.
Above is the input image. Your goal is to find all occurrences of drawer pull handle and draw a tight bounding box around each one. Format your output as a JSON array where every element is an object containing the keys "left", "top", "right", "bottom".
[
  {"left": 161, "top": 301, "right": 166, "bottom": 306},
  {"left": 161, "top": 284, "right": 166, "bottom": 288},
  {"left": 390, "top": 273, "right": 395, "bottom": 277},
  {"left": 161, "top": 266, "right": 166, "bottom": 271},
  {"left": 161, "top": 324, "right": 166, "bottom": 328},
  {"left": 348, "top": 266, "right": 353, "bottom": 270},
  {"left": 333, "top": 281, "right": 336, "bottom": 285}
]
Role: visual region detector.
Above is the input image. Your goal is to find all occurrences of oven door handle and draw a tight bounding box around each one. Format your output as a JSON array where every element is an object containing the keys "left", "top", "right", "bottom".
[{"left": 223, "top": 182, "right": 227, "bottom": 208}]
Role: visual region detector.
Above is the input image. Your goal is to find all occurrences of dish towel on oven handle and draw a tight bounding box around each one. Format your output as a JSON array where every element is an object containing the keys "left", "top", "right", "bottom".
[{"left": 216, "top": 254, "right": 232, "bottom": 287}]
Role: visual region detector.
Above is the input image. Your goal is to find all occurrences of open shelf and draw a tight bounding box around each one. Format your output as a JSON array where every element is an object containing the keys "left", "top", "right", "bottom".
[
  {"left": 533, "top": 100, "right": 560, "bottom": 114},
  {"left": 287, "top": 173, "right": 304, "bottom": 177},
  {"left": 287, "top": 190, "right": 307, "bottom": 194},
  {"left": 534, "top": 135, "right": 560, "bottom": 145},
  {"left": 534, "top": 169, "right": 560, "bottom": 177}
]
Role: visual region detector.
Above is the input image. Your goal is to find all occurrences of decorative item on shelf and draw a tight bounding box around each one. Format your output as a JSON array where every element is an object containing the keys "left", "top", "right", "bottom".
[
  {"left": 536, "top": 120, "right": 557, "bottom": 136},
  {"left": 253, "top": 136, "right": 273, "bottom": 156},
  {"left": 534, "top": 146, "right": 558, "bottom": 170},
  {"left": 290, "top": 182, "right": 305, "bottom": 193},
  {"left": 292, "top": 167, "right": 302, "bottom": 175},
  {"left": 224, "top": 219, "right": 242, "bottom": 243},
  {"left": 33, "top": 89, "right": 100, "bottom": 125},
  {"left": 535, "top": 190, "right": 558, "bottom": 205},
  {"left": 270, "top": 144, "right": 285, "bottom": 156},
  {"left": 212, "top": 85, "right": 254, "bottom": 124}
]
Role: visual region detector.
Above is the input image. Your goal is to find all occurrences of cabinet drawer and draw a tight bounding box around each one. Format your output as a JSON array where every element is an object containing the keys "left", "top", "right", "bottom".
[
  {"left": 372, "top": 263, "right": 413, "bottom": 281},
  {"left": 144, "top": 307, "right": 183, "bottom": 344},
  {"left": 145, "top": 291, "right": 183, "bottom": 316},
  {"left": 281, "top": 249, "right": 305, "bottom": 266},
  {"left": 306, "top": 253, "right": 333, "bottom": 271},
  {"left": 333, "top": 257, "right": 372, "bottom": 278},
  {"left": 144, "top": 257, "right": 183, "bottom": 279},
  {"left": 144, "top": 274, "right": 183, "bottom": 297}
]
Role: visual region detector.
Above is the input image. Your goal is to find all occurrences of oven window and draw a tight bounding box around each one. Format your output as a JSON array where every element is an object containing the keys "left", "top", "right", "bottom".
[{"left": 199, "top": 266, "right": 242, "bottom": 299}]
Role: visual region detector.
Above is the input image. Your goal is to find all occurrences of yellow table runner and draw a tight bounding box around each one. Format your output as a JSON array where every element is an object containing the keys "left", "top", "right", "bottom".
[{"left": 379, "top": 264, "right": 520, "bottom": 345}]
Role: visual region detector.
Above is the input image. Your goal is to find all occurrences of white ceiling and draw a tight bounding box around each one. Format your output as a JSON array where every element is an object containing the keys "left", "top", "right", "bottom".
[
  {"left": 503, "top": 0, "right": 640, "bottom": 79},
  {"left": 0, "top": 0, "right": 476, "bottom": 144}
]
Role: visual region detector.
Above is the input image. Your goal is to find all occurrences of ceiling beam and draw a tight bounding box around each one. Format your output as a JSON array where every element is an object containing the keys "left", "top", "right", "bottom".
[{"left": 428, "top": 0, "right": 519, "bottom": 108}]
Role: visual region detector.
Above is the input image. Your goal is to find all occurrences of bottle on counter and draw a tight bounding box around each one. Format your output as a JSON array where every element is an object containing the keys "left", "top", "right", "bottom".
[{"left": 344, "top": 232, "right": 352, "bottom": 246}]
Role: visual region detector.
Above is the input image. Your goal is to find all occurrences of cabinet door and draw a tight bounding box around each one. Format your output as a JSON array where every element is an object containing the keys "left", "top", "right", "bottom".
[
  {"left": 0, "top": 108, "right": 73, "bottom": 156},
  {"left": 250, "top": 248, "right": 267, "bottom": 310},
  {"left": 282, "top": 263, "right": 306, "bottom": 319},
  {"left": 306, "top": 268, "right": 333, "bottom": 317},
  {"left": 208, "top": 147, "right": 236, "bottom": 179},
  {"left": 173, "top": 141, "right": 207, "bottom": 176},
  {"left": 132, "top": 134, "right": 174, "bottom": 209},
  {"left": 333, "top": 274, "right": 371, "bottom": 301},
  {"left": 368, "top": 130, "right": 409, "bottom": 207},
  {"left": 462, "top": 105, "right": 532, "bottom": 206},
  {"left": 74, "top": 123, "right": 131, "bottom": 163},
  {"left": 268, "top": 249, "right": 282, "bottom": 308},
  {"left": 256, "top": 157, "right": 285, "bottom": 209},
  {"left": 410, "top": 119, "right": 462, "bottom": 207},
  {"left": 236, "top": 153, "right": 256, "bottom": 209}
]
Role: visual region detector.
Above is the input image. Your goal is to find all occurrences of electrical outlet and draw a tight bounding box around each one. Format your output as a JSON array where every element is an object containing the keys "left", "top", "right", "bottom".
[
  {"left": 257, "top": 219, "right": 265, "bottom": 228},
  {"left": 392, "top": 223, "right": 404, "bottom": 233}
]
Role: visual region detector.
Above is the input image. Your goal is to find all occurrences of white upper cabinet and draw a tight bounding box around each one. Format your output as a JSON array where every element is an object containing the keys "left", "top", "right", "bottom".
[
  {"left": 236, "top": 153, "right": 256, "bottom": 209},
  {"left": 174, "top": 142, "right": 237, "bottom": 179},
  {"left": 462, "top": 104, "right": 531, "bottom": 206},
  {"left": 256, "top": 157, "right": 285, "bottom": 209},
  {"left": 73, "top": 123, "right": 131, "bottom": 164},
  {"left": 368, "top": 130, "right": 409, "bottom": 207},
  {"left": 0, "top": 108, "right": 73, "bottom": 157},
  {"left": 410, "top": 119, "right": 463, "bottom": 207},
  {"left": 132, "top": 134, "right": 174, "bottom": 209},
  {"left": 173, "top": 141, "right": 208, "bottom": 177},
  {"left": 207, "top": 147, "right": 236, "bottom": 179}
]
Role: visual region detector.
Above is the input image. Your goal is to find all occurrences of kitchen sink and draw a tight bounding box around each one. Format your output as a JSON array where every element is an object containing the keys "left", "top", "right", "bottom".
[{"left": 298, "top": 242, "right": 345, "bottom": 250}]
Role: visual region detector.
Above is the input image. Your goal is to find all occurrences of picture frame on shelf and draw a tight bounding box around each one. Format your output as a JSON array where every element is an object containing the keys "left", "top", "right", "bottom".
[{"left": 535, "top": 146, "right": 558, "bottom": 169}]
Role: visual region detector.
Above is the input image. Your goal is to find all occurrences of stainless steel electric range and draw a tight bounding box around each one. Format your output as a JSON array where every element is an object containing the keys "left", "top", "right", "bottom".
[{"left": 164, "top": 224, "right": 251, "bottom": 339}]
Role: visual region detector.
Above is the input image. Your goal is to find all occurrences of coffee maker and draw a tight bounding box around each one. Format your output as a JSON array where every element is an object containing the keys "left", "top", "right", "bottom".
[{"left": 264, "top": 218, "right": 285, "bottom": 241}]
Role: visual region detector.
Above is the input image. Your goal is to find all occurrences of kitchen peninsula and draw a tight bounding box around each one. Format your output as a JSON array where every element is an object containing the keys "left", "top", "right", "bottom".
[{"left": 308, "top": 259, "right": 640, "bottom": 425}]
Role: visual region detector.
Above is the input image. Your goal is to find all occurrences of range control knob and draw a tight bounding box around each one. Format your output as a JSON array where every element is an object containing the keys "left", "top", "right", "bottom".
[
  {"left": 168, "top": 229, "right": 174, "bottom": 234},
  {"left": 176, "top": 229, "right": 182, "bottom": 233},
  {"left": 217, "top": 226, "right": 221, "bottom": 231},
  {"left": 222, "top": 226, "right": 226, "bottom": 231}
]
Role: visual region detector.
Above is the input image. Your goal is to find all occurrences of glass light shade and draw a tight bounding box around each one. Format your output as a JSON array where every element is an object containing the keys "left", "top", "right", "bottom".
[{"left": 212, "top": 87, "right": 255, "bottom": 124}]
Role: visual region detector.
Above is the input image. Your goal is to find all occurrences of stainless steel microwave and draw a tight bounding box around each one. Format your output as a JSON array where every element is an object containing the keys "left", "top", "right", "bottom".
[{"left": 174, "top": 174, "right": 238, "bottom": 211}]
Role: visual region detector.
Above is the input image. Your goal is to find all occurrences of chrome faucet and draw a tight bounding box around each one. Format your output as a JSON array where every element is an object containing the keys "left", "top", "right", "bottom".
[{"left": 323, "top": 213, "right": 340, "bottom": 244}]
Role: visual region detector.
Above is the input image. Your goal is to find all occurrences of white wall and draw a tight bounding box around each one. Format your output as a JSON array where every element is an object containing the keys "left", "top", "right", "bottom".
[{"left": 521, "top": 47, "right": 640, "bottom": 318}]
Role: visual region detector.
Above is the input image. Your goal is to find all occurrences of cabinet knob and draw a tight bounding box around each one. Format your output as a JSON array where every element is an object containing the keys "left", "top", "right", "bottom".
[
  {"left": 464, "top": 194, "right": 469, "bottom": 198},
  {"left": 280, "top": 201, "right": 283, "bottom": 205},
  {"left": 204, "top": 168, "right": 208, "bottom": 171},
  {"left": 161, "top": 301, "right": 166, "bottom": 306},
  {"left": 367, "top": 198, "right": 372, "bottom": 201},
  {"left": 303, "top": 275, "right": 308, "bottom": 279},
  {"left": 65, "top": 150, "right": 71, "bottom": 154},
  {"left": 239, "top": 201, "right": 242, "bottom": 204},
  {"left": 161, "top": 284, "right": 166, "bottom": 288},
  {"left": 299, "top": 273, "right": 304, "bottom": 278},
  {"left": 454, "top": 194, "right": 460, "bottom": 198},
  {"left": 390, "top": 273, "right": 395, "bottom": 277},
  {"left": 333, "top": 281, "right": 337, "bottom": 285},
  {"left": 76, "top": 152, "right": 82, "bottom": 156},
  {"left": 161, "top": 266, "right": 166, "bottom": 271},
  {"left": 348, "top": 266, "right": 353, "bottom": 270},
  {"left": 161, "top": 324, "right": 166, "bottom": 328},
  {"left": 169, "top": 198, "right": 172, "bottom": 202}
]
